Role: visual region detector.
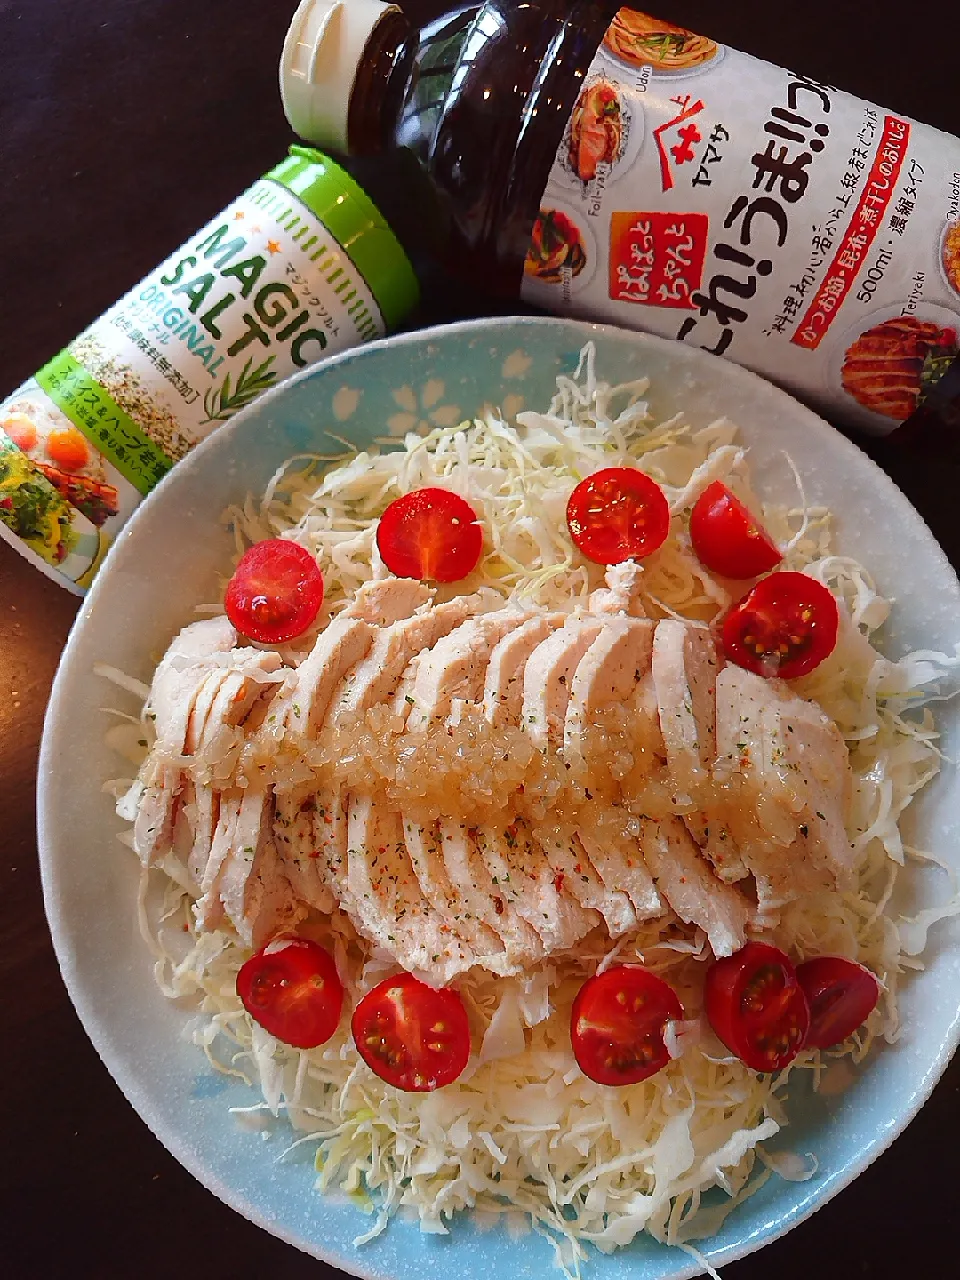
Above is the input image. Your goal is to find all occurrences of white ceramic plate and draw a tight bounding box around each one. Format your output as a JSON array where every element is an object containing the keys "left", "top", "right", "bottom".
[{"left": 39, "top": 317, "right": 960, "bottom": 1279}]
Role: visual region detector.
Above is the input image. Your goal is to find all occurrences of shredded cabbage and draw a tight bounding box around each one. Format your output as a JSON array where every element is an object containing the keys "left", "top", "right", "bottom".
[{"left": 102, "top": 342, "right": 960, "bottom": 1275}]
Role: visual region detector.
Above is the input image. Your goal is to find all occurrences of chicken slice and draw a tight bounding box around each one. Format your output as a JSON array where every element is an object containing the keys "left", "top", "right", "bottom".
[
  {"left": 187, "top": 783, "right": 221, "bottom": 889},
  {"left": 478, "top": 614, "right": 604, "bottom": 957},
  {"left": 170, "top": 649, "right": 284, "bottom": 885},
  {"left": 260, "top": 579, "right": 434, "bottom": 752},
  {"left": 651, "top": 620, "right": 748, "bottom": 882},
  {"left": 403, "top": 817, "right": 517, "bottom": 971},
  {"left": 562, "top": 617, "right": 663, "bottom": 924},
  {"left": 639, "top": 815, "right": 750, "bottom": 958},
  {"left": 134, "top": 640, "right": 281, "bottom": 867},
  {"left": 313, "top": 787, "right": 351, "bottom": 908},
  {"left": 274, "top": 788, "right": 335, "bottom": 914},
  {"left": 482, "top": 613, "right": 567, "bottom": 728},
  {"left": 407, "top": 609, "right": 532, "bottom": 727},
  {"left": 522, "top": 617, "right": 604, "bottom": 749},
  {"left": 145, "top": 616, "right": 238, "bottom": 744},
  {"left": 344, "top": 578, "right": 433, "bottom": 624},
  {"left": 344, "top": 796, "right": 473, "bottom": 979},
  {"left": 195, "top": 790, "right": 243, "bottom": 932},
  {"left": 522, "top": 616, "right": 635, "bottom": 935},
  {"left": 284, "top": 617, "right": 375, "bottom": 739},
  {"left": 474, "top": 818, "right": 599, "bottom": 954},
  {"left": 329, "top": 597, "right": 476, "bottom": 729},
  {"left": 714, "top": 665, "right": 855, "bottom": 909},
  {"left": 405, "top": 610, "right": 535, "bottom": 956},
  {"left": 417, "top": 609, "right": 565, "bottom": 969},
  {"left": 564, "top": 617, "right": 654, "bottom": 761},
  {"left": 212, "top": 782, "right": 304, "bottom": 947},
  {"left": 477, "top": 616, "right": 603, "bottom": 953},
  {"left": 386, "top": 608, "right": 538, "bottom": 969},
  {"left": 316, "top": 598, "right": 482, "bottom": 932}
]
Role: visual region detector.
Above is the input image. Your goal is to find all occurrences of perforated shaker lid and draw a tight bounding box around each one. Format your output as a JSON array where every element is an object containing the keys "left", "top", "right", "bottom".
[{"left": 280, "top": 0, "right": 398, "bottom": 151}]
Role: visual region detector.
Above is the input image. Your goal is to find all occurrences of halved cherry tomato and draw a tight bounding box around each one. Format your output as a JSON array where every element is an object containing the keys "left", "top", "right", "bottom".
[
  {"left": 566, "top": 467, "right": 670, "bottom": 564},
  {"left": 376, "top": 487, "right": 483, "bottom": 583},
  {"left": 224, "top": 538, "right": 324, "bottom": 644},
  {"left": 704, "top": 942, "right": 810, "bottom": 1073},
  {"left": 689, "top": 481, "right": 782, "bottom": 580},
  {"left": 722, "top": 571, "right": 839, "bottom": 679},
  {"left": 352, "top": 972, "right": 470, "bottom": 1091},
  {"left": 236, "top": 936, "right": 344, "bottom": 1049},
  {"left": 796, "top": 956, "right": 881, "bottom": 1049},
  {"left": 570, "top": 964, "right": 683, "bottom": 1086}
]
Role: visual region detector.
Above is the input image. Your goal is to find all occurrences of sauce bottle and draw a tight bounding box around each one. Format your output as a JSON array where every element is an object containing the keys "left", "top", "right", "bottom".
[
  {"left": 281, "top": 0, "right": 960, "bottom": 444},
  {"left": 0, "top": 148, "right": 418, "bottom": 593}
]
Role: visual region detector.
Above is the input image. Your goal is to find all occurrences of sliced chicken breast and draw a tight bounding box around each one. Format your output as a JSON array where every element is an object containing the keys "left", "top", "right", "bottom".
[
  {"left": 474, "top": 818, "right": 599, "bottom": 954},
  {"left": 274, "top": 788, "right": 335, "bottom": 913},
  {"left": 134, "top": 640, "right": 281, "bottom": 867},
  {"left": 330, "top": 598, "right": 475, "bottom": 728},
  {"left": 639, "top": 815, "right": 750, "bottom": 957},
  {"left": 714, "top": 665, "right": 855, "bottom": 909},
  {"left": 404, "top": 816, "right": 519, "bottom": 971},
  {"left": 522, "top": 617, "right": 604, "bottom": 749},
  {"left": 563, "top": 617, "right": 662, "bottom": 924},
  {"left": 482, "top": 613, "right": 566, "bottom": 728},
  {"left": 651, "top": 620, "right": 747, "bottom": 882},
  {"left": 408, "top": 609, "right": 530, "bottom": 727},
  {"left": 344, "top": 796, "right": 473, "bottom": 979},
  {"left": 522, "top": 616, "right": 638, "bottom": 935},
  {"left": 215, "top": 782, "right": 304, "bottom": 947}
]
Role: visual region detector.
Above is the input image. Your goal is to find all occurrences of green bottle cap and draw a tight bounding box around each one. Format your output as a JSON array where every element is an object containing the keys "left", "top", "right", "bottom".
[{"left": 267, "top": 146, "right": 418, "bottom": 330}]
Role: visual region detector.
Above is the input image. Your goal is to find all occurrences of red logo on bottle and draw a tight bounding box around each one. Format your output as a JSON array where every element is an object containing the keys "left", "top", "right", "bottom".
[
  {"left": 609, "top": 211, "right": 709, "bottom": 309},
  {"left": 653, "top": 96, "right": 706, "bottom": 191}
]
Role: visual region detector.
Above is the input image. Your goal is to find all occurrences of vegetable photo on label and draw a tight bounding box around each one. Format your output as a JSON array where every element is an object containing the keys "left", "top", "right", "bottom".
[
  {"left": 236, "top": 937, "right": 344, "bottom": 1050},
  {"left": 224, "top": 538, "right": 325, "bottom": 644},
  {"left": 571, "top": 964, "right": 683, "bottom": 1086},
  {"left": 705, "top": 942, "right": 810, "bottom": 1073},
  {"left": 524, "top": 210, "right": 587, "bottom": 283},
  {"left": 376, "top": 487, "right": 483, "bottom": 583},
  {"left": 722, "top": 571, "right": 840, "bottom": 678},
  {"left": 566, "top": 466, "right": 670, "bottom": 564},
  {"left": 689, "top": 481, "right": 782, "bottom": 579},
  {"left": 351, "top": 972, "right": 471, "bottom": 1092},
  {"left": 796, "top": 956, "right": 881, "bottom": 1049}
]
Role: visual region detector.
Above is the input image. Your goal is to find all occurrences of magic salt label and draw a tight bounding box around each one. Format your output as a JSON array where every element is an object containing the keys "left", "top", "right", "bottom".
[
  {"left": 283, "top": 1, "right": 960, "bottom": 440},
  {"left": 0, "top": 149, "right": 417, "bottom": 593}
]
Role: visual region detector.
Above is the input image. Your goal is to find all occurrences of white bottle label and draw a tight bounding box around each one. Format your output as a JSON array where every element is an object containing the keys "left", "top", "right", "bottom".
[{"left": 521, "top": 8, "right": 960, "bottom": 434}]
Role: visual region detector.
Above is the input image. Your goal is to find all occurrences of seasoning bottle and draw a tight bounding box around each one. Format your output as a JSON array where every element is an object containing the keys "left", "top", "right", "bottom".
[
  {"left": 281, "top": 0, "right": 960, "bottom": 444},
  {"left": 0, "top": 148, "right": 418, "bottom": 593}
]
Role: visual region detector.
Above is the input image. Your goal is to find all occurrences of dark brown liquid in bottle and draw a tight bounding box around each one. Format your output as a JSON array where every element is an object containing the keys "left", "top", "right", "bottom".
[{"left": 344, "top": 1, "right": 621, "bottom": 301}]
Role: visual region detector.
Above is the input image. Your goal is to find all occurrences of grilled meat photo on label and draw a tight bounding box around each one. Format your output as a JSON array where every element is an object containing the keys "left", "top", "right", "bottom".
[
  {"left": 33, "top": 462, "right": 120, "bottom": 527},
  {"left": 840, "top": 315, "right": 959, "bottom": 421},
  {"left": 568, "top": 79, "right": 624, "bottom": 183}
]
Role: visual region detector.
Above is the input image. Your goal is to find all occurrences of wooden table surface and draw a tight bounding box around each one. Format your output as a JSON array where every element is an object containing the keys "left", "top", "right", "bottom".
[{"left": 2, "top": 2, "right": 958, "bottom": 1276}]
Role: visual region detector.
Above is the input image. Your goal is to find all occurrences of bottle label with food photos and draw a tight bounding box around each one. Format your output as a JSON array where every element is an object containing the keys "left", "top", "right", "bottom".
[
  {"left": 521, "top": 7, "right": 960, "bottom": 434},
  {"left": 0, "top": 167, "right": 394, "bottom": 594}
]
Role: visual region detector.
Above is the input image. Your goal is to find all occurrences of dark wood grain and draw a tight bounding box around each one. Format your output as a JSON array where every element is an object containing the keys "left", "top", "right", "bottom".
[{"left": 1, "top": 2, "right": 958, "bottom": 1276}]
